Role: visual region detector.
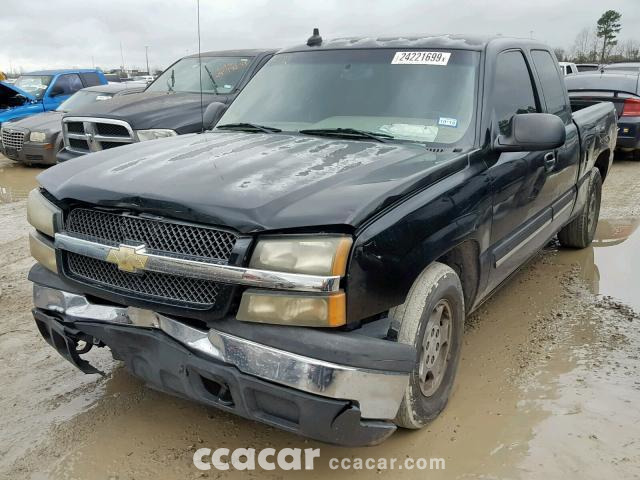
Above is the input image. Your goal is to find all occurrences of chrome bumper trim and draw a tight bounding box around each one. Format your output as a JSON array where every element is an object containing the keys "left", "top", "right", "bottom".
[
  {"left": 54, "top": 233, "right": 340, "bottom": 293},
  {"left": 34, "top": 285, "right": 408, "bottom": 419}
]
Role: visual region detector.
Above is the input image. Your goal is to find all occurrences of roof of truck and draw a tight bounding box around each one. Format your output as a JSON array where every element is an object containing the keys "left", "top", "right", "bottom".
[
  {"left": 184, "top": 49, "right": 278, "bottom": 59},
  {"left": 279, "top": 34, "right": 543, "bottom": 53},
  {"left": 23, "top": 69, "right": 102, "bottom": 75}
]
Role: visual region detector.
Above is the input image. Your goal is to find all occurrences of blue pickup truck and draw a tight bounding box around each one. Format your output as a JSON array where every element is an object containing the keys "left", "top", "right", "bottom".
[{"left": 0, "top": 69, "right": 107, "bottom": 125}]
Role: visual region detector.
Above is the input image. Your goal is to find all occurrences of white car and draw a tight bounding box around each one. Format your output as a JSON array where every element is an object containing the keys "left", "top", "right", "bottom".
[{"left": 559, "top": 61, "right": 578, "bottom": 75}]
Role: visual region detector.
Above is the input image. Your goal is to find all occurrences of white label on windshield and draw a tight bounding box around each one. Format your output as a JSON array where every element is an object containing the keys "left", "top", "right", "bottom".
[
  {"left": 392, "top": 51, "right": 450, "bottom": 65},
  {"left": 438, "top": 117, "right": 458, "bottom": 127}
]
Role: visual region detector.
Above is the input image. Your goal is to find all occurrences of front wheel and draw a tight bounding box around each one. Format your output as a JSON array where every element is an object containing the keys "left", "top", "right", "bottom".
[
  {"left": 558, "top": 168, "right": 602, "bottom": 249},
  {"left": 391, "top": 262, "right": 465, "bottom": 429}
]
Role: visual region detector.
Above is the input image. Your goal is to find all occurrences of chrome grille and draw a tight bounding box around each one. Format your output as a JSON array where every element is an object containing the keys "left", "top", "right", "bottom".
[
  {"left": 1, "top": 129, "right": 25, "bottom": 151},
  {"left": 66, "top": 208, "right": 237, "bottom": 262},
  {"left": 66, "top": 252, "right": 220, "bottom": 308},
  {"left": 63, "top": 117, "right": 136, "bottom": 153}
]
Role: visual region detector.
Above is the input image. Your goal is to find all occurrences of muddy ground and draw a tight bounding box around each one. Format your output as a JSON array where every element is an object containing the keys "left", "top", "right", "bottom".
[{"left": 0, "top": 154, "right": 639, "bottom": 479}]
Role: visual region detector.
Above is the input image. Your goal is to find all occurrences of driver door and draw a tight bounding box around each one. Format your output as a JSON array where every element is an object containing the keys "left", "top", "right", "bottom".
[{"left": 484, "top": 50, "right": 555, "bottom": 292}]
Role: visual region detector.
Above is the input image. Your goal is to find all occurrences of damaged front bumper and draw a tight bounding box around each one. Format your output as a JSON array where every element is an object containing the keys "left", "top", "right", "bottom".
[{"left": 31, "top": 279, "right": 414, "bottom": 446}]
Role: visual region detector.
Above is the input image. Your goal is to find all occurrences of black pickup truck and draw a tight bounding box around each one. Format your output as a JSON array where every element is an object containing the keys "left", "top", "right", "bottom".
[
  {"left": 28, "top": 34, "right": 616, "bottom": 446},
  {"left": 56, "top": 49, "right": 275, "bottom": 162}
]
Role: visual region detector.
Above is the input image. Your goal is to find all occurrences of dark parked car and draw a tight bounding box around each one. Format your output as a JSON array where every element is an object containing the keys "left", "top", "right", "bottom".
[
  {"left": 29, "top": 34, "right": 616, "bottom": 446},
  {"left": 0, "top": 84, "right": 144, "bottom": 165},
  {"left": 565, "top": 71, "right": 640, "bottom": 160},
  {"left": 56, "top": 49, "right": 276, "bottom": 162}
]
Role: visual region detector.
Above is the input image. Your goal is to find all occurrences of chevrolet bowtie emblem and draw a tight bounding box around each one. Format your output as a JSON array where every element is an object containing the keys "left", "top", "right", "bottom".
[{"left": 106, "top": 244, "right": 149, "bottom": 273}]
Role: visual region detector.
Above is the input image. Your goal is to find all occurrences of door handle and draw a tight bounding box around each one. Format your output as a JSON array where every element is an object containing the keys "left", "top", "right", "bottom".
[{"left": 544, "top": 152, "right": 556, "bottom": 172}]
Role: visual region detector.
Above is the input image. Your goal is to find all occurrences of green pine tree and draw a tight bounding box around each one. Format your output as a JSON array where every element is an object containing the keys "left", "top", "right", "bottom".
[{"left": 597, "top": 10, "right": 622, "bottom": 63}]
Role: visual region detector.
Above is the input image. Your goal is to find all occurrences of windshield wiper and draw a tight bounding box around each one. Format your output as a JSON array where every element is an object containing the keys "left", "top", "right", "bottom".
[
  {"left": 203, "top": 65, "right": 219, "bottom": 95},
  {"left": 298, "top": 128, "right": 393, "bottom": 143},
  {"left": 216, "top": 122, "right": 282, "bottom": 133}
]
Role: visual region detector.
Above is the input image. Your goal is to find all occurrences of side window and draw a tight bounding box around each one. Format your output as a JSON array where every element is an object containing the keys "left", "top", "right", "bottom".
[
  {"left": 52, "top": 74, "right": 83, "bottom": 96},
  {"left": 531, "top": 50, "right": 572, "bottom": 124},
  {"left": 80, "top": 72, "right": 102, "bottom": 87},
  {"left": 494, "top": 51, "right": 538, "bottom": 135}
]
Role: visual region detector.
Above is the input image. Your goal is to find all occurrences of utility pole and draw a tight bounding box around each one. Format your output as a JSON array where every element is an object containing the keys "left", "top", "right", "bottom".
[
  {"left": 145, "top": 46, "right": 150, "bottom": 75},
  {"left": 120, "top": 41, "right": 126, "bottom": 75}
]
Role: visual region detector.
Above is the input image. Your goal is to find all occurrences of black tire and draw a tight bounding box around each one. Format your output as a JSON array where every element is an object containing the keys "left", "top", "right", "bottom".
[
  {"left": 558, "top": 168, "right": 602, "bottom": 249},
  {"left": 391, "top": 262, "right": 465, "bottom": 429},
  {"left": 633, "top": 150, "right": 640, "bottom": 162}
]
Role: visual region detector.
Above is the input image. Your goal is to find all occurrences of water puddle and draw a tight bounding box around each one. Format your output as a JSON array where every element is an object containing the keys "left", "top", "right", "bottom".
[
  {"left": 0, "top": 160, "right": 43, "bottom": 204},
  {"left": 562, "top": 217, "right": 640, "bottom": 313}
]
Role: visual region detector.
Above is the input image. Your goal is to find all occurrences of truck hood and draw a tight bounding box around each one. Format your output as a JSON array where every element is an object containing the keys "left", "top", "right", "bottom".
[
  {"left": 67, "top": 91, "right": 230, "bottom": 133},
  {"left": 5, "top": 110, "right": 63, "bottom": 132},
  {"left": 38, "top": 132, "right": 467, "bottom": 233},
  {"left": 0, "top": 81, "right": 36, "bottom": 102}
]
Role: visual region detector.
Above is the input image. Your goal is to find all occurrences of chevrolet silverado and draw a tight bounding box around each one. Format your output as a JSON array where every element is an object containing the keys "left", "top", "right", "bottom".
[{"left": 28, "top": 34, "right": 616, "bottom": 446}]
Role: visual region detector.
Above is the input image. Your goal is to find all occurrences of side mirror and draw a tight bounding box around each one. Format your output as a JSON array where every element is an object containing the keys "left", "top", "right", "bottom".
[
  {"left": 49, "top": 85, "right": 66, "bottom": 97},
  {"left": 494, "top": 113, "right": 566, "bottom": 152},
  {"left": 203, "top": 102, "right": 227, "bottom": 130}
]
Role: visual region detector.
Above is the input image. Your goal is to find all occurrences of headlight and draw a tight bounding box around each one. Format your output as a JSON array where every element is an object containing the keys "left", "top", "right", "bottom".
[
  {"left": 29, "top": 131, "right": 47, "bottom": 142},
  {"left": 237, "top": 290, "right": 346, "bottom": 327},
  {"left": 249, "top": 235, "right": 352, "bottom": 276},
  {"left": 135, "top": 129, "right": 177, "bottom": 142},
  {"left": 27, "top": 189, "right": 61, "bottom": 237}
]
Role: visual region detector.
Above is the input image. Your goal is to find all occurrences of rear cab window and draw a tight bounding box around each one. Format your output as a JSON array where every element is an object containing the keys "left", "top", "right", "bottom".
[
  {"left": 531, "top": 50, "right": 571, "bottom": 123},
  {"left": 80, "top": 72, "right": 102, "bottom": 87}
]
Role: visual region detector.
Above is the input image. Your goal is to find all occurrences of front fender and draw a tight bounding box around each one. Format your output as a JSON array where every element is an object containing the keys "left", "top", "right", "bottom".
[{"left": 345, "top": 160, "right": 492, "bottom": 323}]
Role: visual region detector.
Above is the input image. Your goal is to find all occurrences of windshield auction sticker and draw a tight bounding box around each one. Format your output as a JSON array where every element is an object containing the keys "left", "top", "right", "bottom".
[{"left": 391, "top": 51, "right": 450, "bottom": 65}]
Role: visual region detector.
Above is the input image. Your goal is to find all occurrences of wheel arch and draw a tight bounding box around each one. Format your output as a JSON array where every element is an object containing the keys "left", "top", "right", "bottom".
[
  {"left": 594, "top": 148, "right": 611, "bottom": 181},
  {"left": 435, "top": 239, "right": 481, "bottom": 313}
]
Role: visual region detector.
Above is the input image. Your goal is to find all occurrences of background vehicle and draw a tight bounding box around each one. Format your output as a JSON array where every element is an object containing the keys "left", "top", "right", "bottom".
[
  {"left": 603, "top": 62, "right": 640, "bottom": 73},
  {"left": 0, "top": 69, "right": 107, "bottom": 124},
  {"left": 56, "top": 49, "right": 276, "bottom": 161},
  {"left": 29, "top": 35, "right": 615, "bottom": 446},
  {"left": 559, "top": 61, "right": 578, "bottom": 75},
  {"left": 0, "top": 83, "right": 144, "bottom": 165},
  {"left": 566, "top": 71, "right": 640, "bottom": 160}
]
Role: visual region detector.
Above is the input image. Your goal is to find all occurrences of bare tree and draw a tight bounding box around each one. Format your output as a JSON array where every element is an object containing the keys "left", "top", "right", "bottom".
[
  {"left": 571, "top": 28, "right": 599, "bottom": 63},
  {"left": 553, "top": 48, "right": 566, "bottom": 62},
  {"left": 621, "top": 39, "right": 640, "bottom": 61}
]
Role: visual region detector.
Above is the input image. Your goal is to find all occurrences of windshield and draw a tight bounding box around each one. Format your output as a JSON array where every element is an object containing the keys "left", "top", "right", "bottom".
[
  {"left": 146, "top": 56, "right": 253, "bottom": 94},
  {"left": 218, "top": 49, "right": 479, "bottom": 145},
  {"left": 56, "top": 90, "right": 115, "bottom": 112},
  {"left": 14, "top": 75, "right": 53, "bottom": 100}
]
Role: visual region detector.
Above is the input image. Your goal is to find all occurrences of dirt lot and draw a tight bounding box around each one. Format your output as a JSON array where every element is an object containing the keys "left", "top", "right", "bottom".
[{"left": 1, "top": 154, "right": 639, "bottom": 479}]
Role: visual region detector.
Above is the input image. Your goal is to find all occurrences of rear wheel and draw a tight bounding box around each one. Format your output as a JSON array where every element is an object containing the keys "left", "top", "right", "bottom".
[
  {"left": 391, "top": 262, "right": 465, "bottom": 429},
  {"left": 558, "top": 168, "right": 602, "bottom": 248}
]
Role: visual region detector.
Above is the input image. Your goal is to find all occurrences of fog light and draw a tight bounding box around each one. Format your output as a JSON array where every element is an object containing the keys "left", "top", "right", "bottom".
[
  {"left": 29, "top": 231, "right": 57, "bottom": 273},
  {"left": 237, "top": 290, "right": 346, "bottom": 327}
]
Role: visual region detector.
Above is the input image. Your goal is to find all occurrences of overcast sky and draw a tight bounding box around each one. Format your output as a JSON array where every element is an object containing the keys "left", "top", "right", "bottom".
[{"left": 1, "top": 0, "right": 638, "bottom": 73}]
